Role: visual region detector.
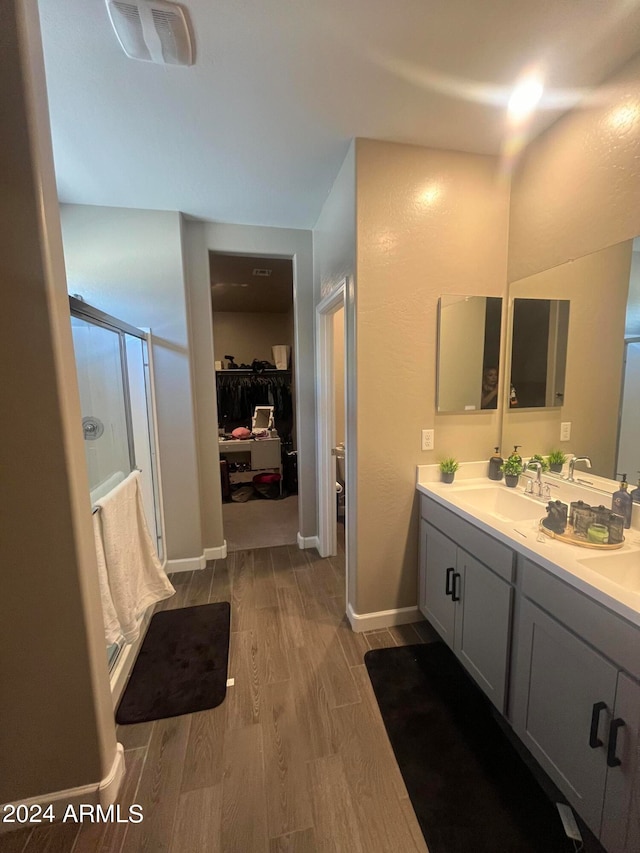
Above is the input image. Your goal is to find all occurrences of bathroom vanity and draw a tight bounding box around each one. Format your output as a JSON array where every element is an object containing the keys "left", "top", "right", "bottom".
[{"left": 416, "top": 470, "right": 640, "bottom": 852}]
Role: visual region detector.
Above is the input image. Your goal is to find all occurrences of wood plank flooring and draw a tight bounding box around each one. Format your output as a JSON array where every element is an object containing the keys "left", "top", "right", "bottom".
[{"left": 1, "top": 532, "right": 431, "bottom": 853}]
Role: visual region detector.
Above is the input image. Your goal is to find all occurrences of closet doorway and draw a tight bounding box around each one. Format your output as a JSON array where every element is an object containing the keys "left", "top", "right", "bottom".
[{"left": 210, "top": 252, "right": 297, "bottom": 551}]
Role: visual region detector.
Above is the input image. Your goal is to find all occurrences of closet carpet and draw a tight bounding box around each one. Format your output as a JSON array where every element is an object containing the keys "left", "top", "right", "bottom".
[
  {"left": 222, "top": 494, "right": 299, "bottom": 551},
  {"left": 2, "top": 533, "right": 438, "bottom": 853}
]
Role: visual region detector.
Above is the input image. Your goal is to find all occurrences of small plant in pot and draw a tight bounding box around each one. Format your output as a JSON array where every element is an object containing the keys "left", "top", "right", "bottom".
[
  {"left": 547, "top": 449, "right": 567, "bottom": 474},
  {"left": 439, "top": 457, "right": 459, "bottom": 484},
  {"left": 529, "top": 453, "right": 550, "bottom": 473},
  {"left": 501, "top": 456, "right": 523, "bottom": 488}
]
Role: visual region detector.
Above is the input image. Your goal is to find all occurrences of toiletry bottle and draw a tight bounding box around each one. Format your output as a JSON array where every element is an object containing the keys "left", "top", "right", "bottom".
[
  {"left": 509, "top": 445, "right": 522, "bottom": 465},
  {"left": 488, "top": 447, "right": 503, "bottom": 481},
  {"left": 612, "top": 474, "right": 632, "bottom": 529},
  {"left": 631, "top": 473, "right": 640, "bottom": 505}
]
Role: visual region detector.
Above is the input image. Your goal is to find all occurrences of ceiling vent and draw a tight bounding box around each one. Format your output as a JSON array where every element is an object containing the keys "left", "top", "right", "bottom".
[
  {"left": 252, "top": 269, "right": 273, "bottom": 277},
  {"left": 105, "top": 0, "right": 193, "bottom": 65}
]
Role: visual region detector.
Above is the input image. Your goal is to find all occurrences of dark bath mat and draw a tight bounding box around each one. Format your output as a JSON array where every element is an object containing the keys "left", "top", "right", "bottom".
[
  {"left": 116, "top": 602, "right": 231, "bottom": 724},
  {"left": 365, "top": 642, "right": 603, "bottom": 853}
]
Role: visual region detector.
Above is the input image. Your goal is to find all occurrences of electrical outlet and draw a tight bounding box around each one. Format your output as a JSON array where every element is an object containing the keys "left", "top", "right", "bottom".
[
  {"left": 560, "top": 422, "right": 571, "bottom": 442},
  {"left": 422, "top": 429, "right": 434, "bottom": 451}
]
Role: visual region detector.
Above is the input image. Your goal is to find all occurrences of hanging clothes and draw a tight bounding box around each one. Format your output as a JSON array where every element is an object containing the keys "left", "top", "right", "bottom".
[{"left": 216, "top": 372, "right": 293, "bottom": 439}]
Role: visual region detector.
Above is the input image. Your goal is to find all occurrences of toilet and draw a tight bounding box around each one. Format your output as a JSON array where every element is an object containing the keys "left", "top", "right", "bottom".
[{"left": 335, "top": 443, "right": 346, "bottom": 518}]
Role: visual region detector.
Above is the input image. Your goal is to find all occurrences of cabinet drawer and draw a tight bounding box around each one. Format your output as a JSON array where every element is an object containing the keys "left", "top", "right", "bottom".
[
  {"left": 420, "top": 494, "right": 514, "bottom": 582},
  {"left": 520, "top": 556, "right": 640, "bottom": 681}
]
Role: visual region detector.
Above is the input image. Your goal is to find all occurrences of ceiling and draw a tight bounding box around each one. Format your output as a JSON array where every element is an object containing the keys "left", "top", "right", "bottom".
[
  {"left": 210, "top": 253, "right": 293, "bottom": 313},
  {"left": 38, "top": 0, "right": 640, "bottom": 229}
]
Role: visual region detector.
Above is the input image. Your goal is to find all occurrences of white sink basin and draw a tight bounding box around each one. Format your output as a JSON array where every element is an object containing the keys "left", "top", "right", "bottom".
[
  {"left": 577, "top": 552, "right": 640, "bottom": 593},
  {"left": 448, "top": 486, "right": 544, "bottom": 523}
]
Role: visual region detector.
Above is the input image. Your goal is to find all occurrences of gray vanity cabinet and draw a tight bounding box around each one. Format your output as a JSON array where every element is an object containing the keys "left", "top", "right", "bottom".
[
  {"left": 419, "top": 516, "right": 512, "bottom": 712},
  {"left": 512, "top": 598, "right": 618, "bottom": 836},
  {"left": 513, "top": 559, "right": 640, "bottom": 852}
]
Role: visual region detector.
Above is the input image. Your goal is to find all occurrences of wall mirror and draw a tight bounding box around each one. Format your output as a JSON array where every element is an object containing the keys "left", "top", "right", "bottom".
[
  {"left": 436, "top": 295, "right": 502, "bottom": 413},
  {"left": 509, "top": 298, "right": 570, "bottom": 408},
  {"left": 501, "top": 237, "right": 640, "bottom": 479}
]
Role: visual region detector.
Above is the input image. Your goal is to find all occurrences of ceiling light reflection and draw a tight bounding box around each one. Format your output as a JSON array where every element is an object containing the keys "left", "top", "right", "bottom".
[{"left": 508, "top": 73, "right": 544, "bottom": 122}]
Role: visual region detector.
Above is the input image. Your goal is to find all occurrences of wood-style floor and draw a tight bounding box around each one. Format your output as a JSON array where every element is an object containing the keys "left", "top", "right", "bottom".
[{"left": 2, "top": 534, "right": 436, "bottom": 853}]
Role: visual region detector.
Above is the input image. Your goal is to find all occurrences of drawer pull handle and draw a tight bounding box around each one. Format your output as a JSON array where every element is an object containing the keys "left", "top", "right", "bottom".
[
  {"left": 607, "top": 718, "right": 625, "bottom": 768},
  {"left": 589, "top": 701, "right": 607, "bottom": 748},
  {"left": 445, "top": 567, "right": 455, "bottom": 596},
  {"left": 451, "top": 572, "right": 461, "bottom": 602}
]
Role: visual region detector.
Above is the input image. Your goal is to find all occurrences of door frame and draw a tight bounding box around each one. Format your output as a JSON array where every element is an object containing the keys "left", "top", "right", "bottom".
[{"left": 316, "top": 279, "right": 346, "bottom": 558}]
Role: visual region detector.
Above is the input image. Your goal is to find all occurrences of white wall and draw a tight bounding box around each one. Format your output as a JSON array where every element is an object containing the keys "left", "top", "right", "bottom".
[
  {"left": 313, "top": 142, "right": 356, "bottom": 600},
  {"left": 59, "top": 204, "right": 203, "bottom": 564}
]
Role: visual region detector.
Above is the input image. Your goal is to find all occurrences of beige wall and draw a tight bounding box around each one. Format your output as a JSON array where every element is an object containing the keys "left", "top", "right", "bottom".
[
  {"left": 507, "top": 52, "right": 640, "bottom": 481},
  {"left": 355, "top": 138, "right": 509, "bottom": 615},
  {"left": 627, "top": 248, "right": 640, "bottom": 337},
  {"left": 0, "top": 0, "right": 116, "bottom": 803},
  {"left": 502, "top": 241, "right": 632, "bottom": 476},
  {"left": 213, "top": 311, "right": 292, "bottom": 365},
  {"left": 59, "top": 204, "right": 203, "bottom": 564},
  {"left": 509, "top": 52, "right": 640, "bottom": 282}
]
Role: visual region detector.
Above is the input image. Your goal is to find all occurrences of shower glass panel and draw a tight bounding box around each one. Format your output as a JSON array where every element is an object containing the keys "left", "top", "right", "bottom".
[
  {"left": 71, "top": 317, "right": 132, "bottom": 490},
  {"left": 69, "top": 297, "right": 163, "bottom": 675}
]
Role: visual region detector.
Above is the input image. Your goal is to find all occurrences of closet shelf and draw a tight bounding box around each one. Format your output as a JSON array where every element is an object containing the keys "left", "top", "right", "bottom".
[{"left": 216, "top": 369, "right": 291, "bottom": 376}]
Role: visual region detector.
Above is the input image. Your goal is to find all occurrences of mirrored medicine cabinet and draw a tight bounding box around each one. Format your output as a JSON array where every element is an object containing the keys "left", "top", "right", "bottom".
[{"left": 436, "top": 295, "right": 503, "bottom": 413}]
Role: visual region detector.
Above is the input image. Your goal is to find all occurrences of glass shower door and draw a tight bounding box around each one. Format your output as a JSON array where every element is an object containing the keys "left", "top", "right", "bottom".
[{"left": 71, "top": 316, "right": 133, "bottom": 492}]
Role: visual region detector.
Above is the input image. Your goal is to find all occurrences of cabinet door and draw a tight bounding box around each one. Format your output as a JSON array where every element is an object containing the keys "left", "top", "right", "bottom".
[
  {"left": 251, "top": 438, "right": 280, "bottom": 469},
  {"left": 454, "top": 548, "right": 512, "bottom": 713},
  {"left": 600, "top": 672, "right": 640, "bottom": 853},
  {"left": 512, "top": 599, "right": 618, "bottom": 836},
  {"left": 419, "top": 520, "right": 456, "bottom": 646}
]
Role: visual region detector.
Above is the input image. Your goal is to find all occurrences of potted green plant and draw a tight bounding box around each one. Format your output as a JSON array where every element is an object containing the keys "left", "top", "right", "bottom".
[
  {"left": 529, "top": 453, "right": 550, "bottom": 473},
  {"left": 439, "top": 457, "right": 459, "bottom": 484},
  {"left": 501, "top": 456, "right": 523, "bottom": 488},
  {"left": 547, "top": 449, "right": 567, "bottom": 474}
]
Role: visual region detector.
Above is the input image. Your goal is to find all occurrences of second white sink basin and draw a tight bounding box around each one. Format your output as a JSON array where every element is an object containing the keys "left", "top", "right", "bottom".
[
  {"left": 450, "top": 486, "right": 544, "bottom": 523},
  {"left": 578, "top": 552, "right": 640, "bottom": 593}
]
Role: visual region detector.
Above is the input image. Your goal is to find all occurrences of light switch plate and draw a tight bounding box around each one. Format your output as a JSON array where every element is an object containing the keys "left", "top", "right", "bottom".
[
  {"left": 560, "top": 422, "right": 571, "bottom": 442},
  {"left": 422, "top": 429, "right": 434, "bottom": 451}
]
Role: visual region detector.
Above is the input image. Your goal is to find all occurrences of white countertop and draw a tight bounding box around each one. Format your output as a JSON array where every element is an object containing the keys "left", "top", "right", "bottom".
[{"left": 416, "top": 465, "right": 640, "bottom": 628}]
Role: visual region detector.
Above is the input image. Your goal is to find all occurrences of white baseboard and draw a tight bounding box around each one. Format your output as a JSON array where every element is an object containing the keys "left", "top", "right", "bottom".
[
  {"left": 0, "top": 744, "right": 125, "bottom": 832},
  {"left": 203, "top": 541, "right": 227, "bottom": 560},
  {"left": 297, "top": 532, "right": 320, "bottom": 550},
  {"left": 347, "top": 603, "right": 423, "bottom": 633},
  {"left": 166, "top": 553, "right": 207, "bottom": 573}
]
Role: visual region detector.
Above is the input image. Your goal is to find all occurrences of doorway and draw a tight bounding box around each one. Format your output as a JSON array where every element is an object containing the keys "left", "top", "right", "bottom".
[
  {"left": 210, "top": 252, "right": 298, "bottom": 551},
  {"left": 316, "top": 280, "right": 347, "bottom": 563}
]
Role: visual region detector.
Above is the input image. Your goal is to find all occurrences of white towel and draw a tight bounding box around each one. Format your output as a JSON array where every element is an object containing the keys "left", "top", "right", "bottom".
[
  {"left": 96, "top": 471, "right": 175, "bottom": 643},
  {"left": 93, "top": 512, "right": 122, "bottom": 646}
]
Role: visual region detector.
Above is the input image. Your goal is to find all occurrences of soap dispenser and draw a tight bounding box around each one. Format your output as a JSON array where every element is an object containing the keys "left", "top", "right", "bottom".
[
  {"left": 612, "top": 474, "right": 632, "bottom": 529},
  {"left": 631, "top": 473, "right": 640, "bottom": 505},
  {"left": 488, "top": 447, "right": 503, "bottom": 481},
  {"left": 509, "top": 445, "right": 523, "bottom": 465}
]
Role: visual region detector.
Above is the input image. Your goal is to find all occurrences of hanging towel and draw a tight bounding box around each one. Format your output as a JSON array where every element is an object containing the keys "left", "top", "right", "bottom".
[
  {"left": 93, "top": 512, "right": 122, "bottom": 646},
  {"left": 96, "top": 471, "right": 175, "bottom": 643}
]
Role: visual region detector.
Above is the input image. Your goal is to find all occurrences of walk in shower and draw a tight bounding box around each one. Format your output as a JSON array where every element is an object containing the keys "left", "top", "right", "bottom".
[{"left": 69, "top": 297, "right": 163, "bottom": 670}]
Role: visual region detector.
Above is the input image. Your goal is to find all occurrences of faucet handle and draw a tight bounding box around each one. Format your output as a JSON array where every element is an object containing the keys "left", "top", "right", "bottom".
[{"left": 542, "top": 483, "right": 551, "bottom": 499}]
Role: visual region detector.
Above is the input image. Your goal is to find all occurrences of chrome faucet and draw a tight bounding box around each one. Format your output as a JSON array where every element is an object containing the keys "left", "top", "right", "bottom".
[
  {"left": 525, "top": 461, "right": 543, "bottom": 496},
  {"left": 567, "top": 456, "right": 592, "bottom": 482}
]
